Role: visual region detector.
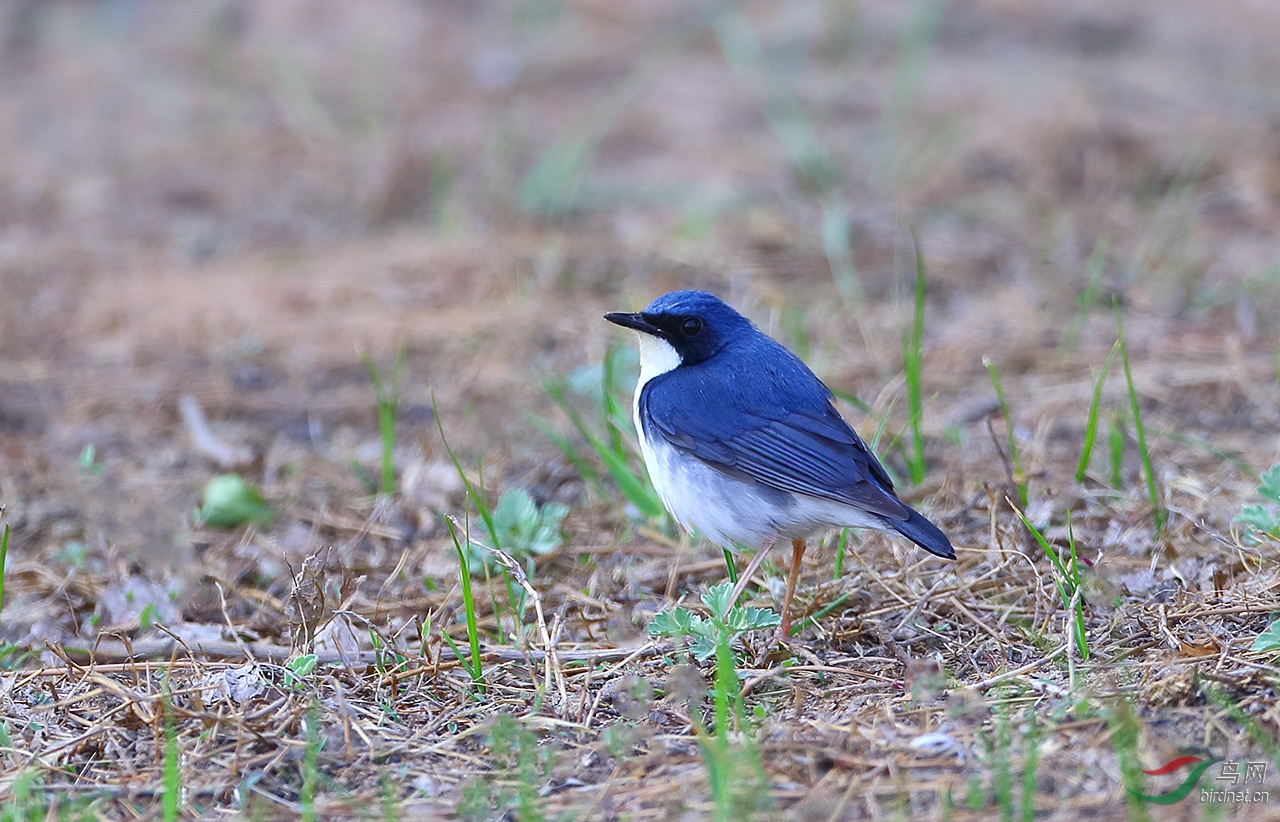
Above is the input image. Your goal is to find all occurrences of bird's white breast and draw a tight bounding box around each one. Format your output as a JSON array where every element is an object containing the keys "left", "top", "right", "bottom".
[{"left": 630, "top": 333, "right": 689, "bottom": 533}]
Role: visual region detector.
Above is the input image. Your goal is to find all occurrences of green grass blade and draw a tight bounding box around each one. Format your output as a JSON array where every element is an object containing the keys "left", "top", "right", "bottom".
[
  {"left": 1075, "top": 340, "right": 1120, "bottom": 483},
  {"left": 832, "top": 528, "right": 849, "bottom": 579},
  {"left": 301, "top": 700, "right": 320, "bottom": 822},
  {"left": 1020, "top": 709, "right": 1042, "bottom": 822},
  {"left": 601, "top": 342, "right": 632, "bottom": 458},
  {"left": 993, "top": 706, "right": 1013, "bottom": 821},
  {"left": 722, "top": 548, "right": 738, "bottom": 585},
  {"left": 1200, "top": 682, "right": 1280, "bottom": 770},
  {"left": 1114, "top": 305, "right": 1166, "bottom": 534},
  {"left": 1011, "top": 503, "right": 1086, "bottom": 659},
  {"left": 904, "top": 230, "right": 928, "bottom": 484},
  {"left": 162, "top": 685, "right": 179, "bottom": 822},
  {"left": 1065, "top": 512, "right": 1088, "bottom": 661},
  {"left": 361, "top": 349, "right": 404, "bottom": 495},
  {"left": 518, "top": 14, "right": 708, "bottom": 219},
  {"left": 443, "top": 515, "right": 485, "bottom": 692}
]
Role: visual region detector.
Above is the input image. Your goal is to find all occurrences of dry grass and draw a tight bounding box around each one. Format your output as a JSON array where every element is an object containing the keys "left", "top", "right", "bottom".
[
  {"left": 6, "top": 416, "right": 1280, "bottom": 820},
  {"left": 4, "top": 1, "right": 1280, "bottom": 819}
]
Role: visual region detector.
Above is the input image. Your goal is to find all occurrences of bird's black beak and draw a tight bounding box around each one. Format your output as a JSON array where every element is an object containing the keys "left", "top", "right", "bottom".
[{"left": 604, "top": 311, "right": 662, "bottom": 336}]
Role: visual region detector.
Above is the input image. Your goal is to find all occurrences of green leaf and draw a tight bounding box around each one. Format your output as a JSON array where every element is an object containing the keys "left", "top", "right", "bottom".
[
  {"left": 734, "top": 606, "right": 782, "bottom": 633},
  {"left": 647, "top": 610, "right": 685, "bottom": 637},
  {"left": 701, "top": 583, "right": 735, "bottom": 621},
  {"left": 1251, "top": 618, "right": 1280, "bottom": 653},
  {"left": 199, "top": 474, "right": 274, "bottom": 529},
  {"left": 1237, "top": 504, "right": 1279, "bottom": 534},
  {"left": 689, "top": 636, "right": 717, "bottom": 661},
  {"left": 647, "top": 607, "right": 702, "bottom": 638},
  {"left": 285, "top": 653, "right": 319, "bottom": 689},
  {"left": 494, "top": 488, "right": 539, "bottom": 533},
  {"left": 466, "top": 489, "right": 570, "bottom": 572},
  {"left": 1259, "top": 465, "right": 1280, "bottom": 506},
  {"left": 289, "top": 653, "right": 319, "bottom": 677}
]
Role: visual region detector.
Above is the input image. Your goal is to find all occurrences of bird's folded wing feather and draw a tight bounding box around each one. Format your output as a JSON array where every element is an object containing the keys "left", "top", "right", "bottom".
[{"left": 640, "top": 358, "right": 911, "bottom": 521}]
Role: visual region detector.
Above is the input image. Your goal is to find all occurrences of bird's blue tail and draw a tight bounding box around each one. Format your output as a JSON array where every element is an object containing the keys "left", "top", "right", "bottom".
[{"left": 882, "top": 507, "right": 954, "bottom": 559}]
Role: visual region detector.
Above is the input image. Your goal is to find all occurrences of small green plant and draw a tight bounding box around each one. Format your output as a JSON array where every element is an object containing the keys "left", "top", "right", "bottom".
[
  {"left": 647, "top": 582, "right": 780, "bottom": 662},
  {"left": 2, "top": 769, "right": 103, "bottom": 820},
  {"left": 198, "top": 474, "right": 274, "bottom": 529},
  {"left": 457, "top": 715, "right": 554, "bottom": 822},
  {"left": 1236, "top": 464, "right": 1280, "bottom": 543},
  {"left": 462, "top": 488, "right": 567, "bottom": 574},
  {"left": 990, "top": 704, "right": 1014, "bottom": 820},
  {"left": 139, "top": 602, "right": 157, "bottom": 633},
  {"left": 1250, "top": 618, "right": 1280, "bottom": 653},
  {"left": 284, "top": 654, "right": 319, "bottom": 690},
  {"left": 1075, "top": 340, "right": 1120, "bottom": 483},
  {"left": 882, "top": 0, "right": 947, "bottom": 188},
  {"left": 651, "top": 581, "right": 775, "bottom": 819},
  {"left": 1020, "top": 707, "right": 1043, "bottom": 822},
  {"left": 300, "top": 700, "right": 321, "bottom": 822},
  {"left": 78, "top": 444, "right": 104, "bottom": 477},
  {"left": 53, "top": 541, "right": 89, "bottom": 568},
  {"left": 1200, "top": 680, "right": 1280, "bottom": 769},
  {"left": 985, "top": 356, "right": 1027, "bottom": 507},
  {"left": 1013, "top": 507, "right": 1088, "bottom": 662},
  {"left": 429, "top": 150, "right": 460, "bottom": 236},
  {"left": 443, "top": 515, "right": 485, "bottom": 693},
  {"left": 161, "top": 682, "right": 180, "bottom": 822},
  {"left": 1115, "top": 305, "right": 1166, "bottom": 534},
  {"left": 433, "top": 393, "right": 505, "bottom": 556},
  {"left": 361, "top": 349, "right": 405, "bottom": 496},
  {"left": 1108, "top": 700, "right": 1151, "bottom": 821},
  {"left": 903, "top": 232, "right": 929, "bottom": 485},
  {"left": 963, "top": 696, "right": 1045, "bottom": 822}
]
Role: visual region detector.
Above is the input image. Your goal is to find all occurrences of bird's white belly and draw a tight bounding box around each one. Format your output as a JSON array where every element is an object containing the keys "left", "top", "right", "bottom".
[{"left": 635, "top": 401, "right": 883, "bottom": 550}]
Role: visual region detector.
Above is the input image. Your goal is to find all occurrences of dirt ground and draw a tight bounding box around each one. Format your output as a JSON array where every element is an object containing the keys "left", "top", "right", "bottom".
[{"left": 3, "top": 1, "right": 1280, "bottom": 819}]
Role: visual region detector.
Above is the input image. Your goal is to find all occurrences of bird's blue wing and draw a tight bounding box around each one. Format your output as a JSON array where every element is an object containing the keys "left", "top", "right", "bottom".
[{"left": 639, "top": 339, "right": 911, "bottom": 521}]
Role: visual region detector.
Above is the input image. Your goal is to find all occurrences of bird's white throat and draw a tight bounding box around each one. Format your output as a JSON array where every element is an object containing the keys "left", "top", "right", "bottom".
[{"left": 634, "top": 333, "right": 681, "bottom": 392}]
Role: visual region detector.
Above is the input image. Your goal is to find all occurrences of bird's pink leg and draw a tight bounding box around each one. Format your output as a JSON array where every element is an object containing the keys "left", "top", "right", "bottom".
[{"left": 775, "top": 538, "right": 806, "bottom": 641}]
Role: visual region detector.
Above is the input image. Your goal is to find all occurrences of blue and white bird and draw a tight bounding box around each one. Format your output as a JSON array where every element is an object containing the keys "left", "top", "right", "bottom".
[{"left": 605, "top": 290, "right": 953, "bottom": 637}]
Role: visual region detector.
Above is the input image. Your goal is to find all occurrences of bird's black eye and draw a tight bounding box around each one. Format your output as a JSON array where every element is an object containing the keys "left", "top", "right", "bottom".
[{"left": 681, "top": 317, "right": 704, "bottom": 337}]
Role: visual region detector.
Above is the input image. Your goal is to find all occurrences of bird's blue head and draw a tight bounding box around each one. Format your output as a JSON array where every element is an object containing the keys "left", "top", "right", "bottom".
[{"left": 604, "top": 290, "right": 754, "bottom": 368}]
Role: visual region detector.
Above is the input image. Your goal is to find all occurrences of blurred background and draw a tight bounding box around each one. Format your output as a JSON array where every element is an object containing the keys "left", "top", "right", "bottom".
[{"left": 1, "top": 0, "right": 1279, "bottom": 630}]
